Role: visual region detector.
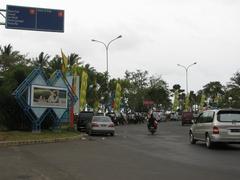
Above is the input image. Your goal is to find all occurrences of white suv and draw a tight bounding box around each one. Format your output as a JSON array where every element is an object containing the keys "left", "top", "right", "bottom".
[{"left": 189, "top": 109, "right": 240, "bottom": 148}]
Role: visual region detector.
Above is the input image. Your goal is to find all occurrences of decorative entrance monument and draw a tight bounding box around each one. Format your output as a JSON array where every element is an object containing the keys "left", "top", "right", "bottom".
[{"left": 12, "top": 68, "right": 77, "bottom": 132}]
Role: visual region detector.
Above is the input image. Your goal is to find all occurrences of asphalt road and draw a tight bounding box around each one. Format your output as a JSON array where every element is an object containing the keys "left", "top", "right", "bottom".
[{"left": 1, "top": 121, "right": 240, "bottom": 180}]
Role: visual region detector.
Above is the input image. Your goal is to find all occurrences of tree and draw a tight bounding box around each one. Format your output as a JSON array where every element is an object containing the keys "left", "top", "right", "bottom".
[
  {"left": 124, "top": 70, "right": 149, "bottom": 111},
  {"left": 0, "top": 64, "right": 33, "bottom": 130},
  {"left": 228, "top": 71, "right": 240, "bottom": 89},
  {"left": 224, "top": 71, "right": 240, "bottom": 108},
  {"left": 189, "top": 90, "right": 197, "bottom": 109},
  {"left": 32, "top": 52, "right": 50, "bottom": 69},
  {"left": 202, "top": 81, "right": 225, "bottom": 107},
  {"left": 170, "top": 84, "right": 184, "bottom": 94},
  {"left": 123, "top": 70, "right": 171, "bottom": 112},
  {"left": 147, "top": 75, "right": 171, "bottom": 110},
  {"left": 94, "top": 72, "right": 108, "bottom": 109},
  {"left": 0, "top": 44, "right": 25, "bottom": 72},
  {"left": 171, "top": 84, "right": 185, "bottom": 111},
  {"left": 68, "top": 53, "right": 82, "bottom": 74},
  {"left": 48, "top": 55, "right": 62, "bottom": 73},
  {"left": 125, "top": 69, "right": 148, "bottom": 90},
  {"left": 83, "top": 64, "right": 98, "bottom": 108}
]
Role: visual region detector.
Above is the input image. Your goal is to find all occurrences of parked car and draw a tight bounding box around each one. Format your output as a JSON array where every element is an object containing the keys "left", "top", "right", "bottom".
[
  {"left": 77, "top": 111, "right": 94, "bottom": 131},
  {"left": 181, "top": 112, "right": 194, "bottom": 126},
  {"left": 189, "top": 109, "right": 240, "bottom": 148},
  {"left": 86, "top": 116, "right": 115, "bottom": 136}
]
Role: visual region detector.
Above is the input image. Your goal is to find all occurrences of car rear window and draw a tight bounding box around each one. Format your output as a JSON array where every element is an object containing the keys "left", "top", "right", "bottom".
[
  {"left": 217, "top": 111, "right": 240, "bottom": 122},
  {"left": 92, "top": 116, "right": 111, "bottom": 122},
  {"left": 79, "top": 112, "right": 94, "bottom": 121},
  {"left": 182, "top": 112, "right": 193, "bottom": 118}
]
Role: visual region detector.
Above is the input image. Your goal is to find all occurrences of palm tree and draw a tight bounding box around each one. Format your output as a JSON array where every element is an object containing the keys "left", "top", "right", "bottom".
[
  {"left": 32, "top": 52, "right": 50, "bottom": 69},
  {"left": 84, "top": 63, "right": 96, "bottom": 73},
  {"left": 68, "top": 53, "right": 82, "bottom": 74},
  {"left": 0, "top": 44, "right": 20, "bottom": 56},
  {"left": 48, "top": 55, "right": 62, "bottom": 73},
  {"left": 0, "top": 44, "right": 23, "bottom": 72},
  {"left": 203, "top": 81, "right": 224, "bottom": 100}
]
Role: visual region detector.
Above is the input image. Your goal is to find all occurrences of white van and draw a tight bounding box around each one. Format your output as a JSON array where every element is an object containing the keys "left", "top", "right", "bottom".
[{"left": 189, "top": 109, "right": 240, "bottom": 148}]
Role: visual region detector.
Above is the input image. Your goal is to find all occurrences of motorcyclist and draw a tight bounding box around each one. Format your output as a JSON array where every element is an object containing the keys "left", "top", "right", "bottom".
[{"left": 148, "top": 113, "right": 157, "bottom": 129}]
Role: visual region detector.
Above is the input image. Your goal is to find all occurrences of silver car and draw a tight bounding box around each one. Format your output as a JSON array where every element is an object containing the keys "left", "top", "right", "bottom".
[
  {"left": 189, "top": 109, "right": 240, "bottom": 148},
  {"left": 86, "top": 116, "right": 115, "bottom": 136}
]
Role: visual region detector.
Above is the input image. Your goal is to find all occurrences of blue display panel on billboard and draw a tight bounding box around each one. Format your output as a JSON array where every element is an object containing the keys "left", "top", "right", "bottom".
[{"left": 6, "top": 5, "right": 64, "bottom": 32}]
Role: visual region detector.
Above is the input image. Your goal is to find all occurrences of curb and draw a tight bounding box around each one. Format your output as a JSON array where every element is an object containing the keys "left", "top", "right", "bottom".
[{"left": 0, "top": 134, "right": 84, "bottom": 147}]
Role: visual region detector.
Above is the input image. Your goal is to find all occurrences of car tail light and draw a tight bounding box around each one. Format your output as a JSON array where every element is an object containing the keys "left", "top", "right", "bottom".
[
  {"left": 108, "top": 123, "right": 114, "bottom": 127},
  {"left": 213, "top": 126, "right": 219, "bottom": 134},
  {"left": 92, "top": 123, "right": 99, "bottom": 127}
]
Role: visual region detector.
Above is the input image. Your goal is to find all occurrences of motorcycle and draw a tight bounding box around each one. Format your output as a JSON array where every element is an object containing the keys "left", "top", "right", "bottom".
[{"left": 148, "top": 120, "right": 158, "bottom": 135}]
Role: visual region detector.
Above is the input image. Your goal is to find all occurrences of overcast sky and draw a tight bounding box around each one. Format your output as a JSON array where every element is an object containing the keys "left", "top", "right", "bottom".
[{"left": 1, "top": 0, "right": 240, "bottom": 92}]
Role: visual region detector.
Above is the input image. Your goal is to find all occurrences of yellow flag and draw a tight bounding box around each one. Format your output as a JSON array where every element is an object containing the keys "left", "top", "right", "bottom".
[
  {"left": 80, "top": 70, "right": 88, "bottom": 111},
  {"left": 114, "top": 83, "right": 122, "bottom": 111},
  {"left": 61, "top": 50, "right": 68, "bottom": 74},
  {"left": 173, "top": 90, "right": 179, "bottom": 112},
  {"left": 72, "top": 64, "right": 78, "bottom": 94}
]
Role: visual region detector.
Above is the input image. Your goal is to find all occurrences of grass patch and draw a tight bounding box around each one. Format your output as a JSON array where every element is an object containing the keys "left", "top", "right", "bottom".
[{"left": 0, "top": 129, "right": 81, "bottom": 142}]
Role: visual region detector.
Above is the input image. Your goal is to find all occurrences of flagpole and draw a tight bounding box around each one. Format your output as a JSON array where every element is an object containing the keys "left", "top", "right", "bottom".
[{"left": 61, "top": 50, "right": 75, "bottom": 129}]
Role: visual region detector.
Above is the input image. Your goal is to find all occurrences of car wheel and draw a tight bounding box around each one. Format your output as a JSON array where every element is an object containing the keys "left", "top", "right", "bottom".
[
  {"left": 110, "top": 132, "right": 115, "bottom": 136},
  {"left": 206, "top": 134, "right": 214, "bottom": 149},
  {"left": 189, "top": 132, "right": 196, "bottom": 144}
]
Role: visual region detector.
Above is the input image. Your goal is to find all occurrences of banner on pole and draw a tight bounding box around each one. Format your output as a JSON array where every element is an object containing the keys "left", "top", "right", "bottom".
[
  {"left": 79, "top": 70, "right": 88, "bottom": 111},
  {"left": 114, "top": 83, "right": 121, "bottom": 111}
]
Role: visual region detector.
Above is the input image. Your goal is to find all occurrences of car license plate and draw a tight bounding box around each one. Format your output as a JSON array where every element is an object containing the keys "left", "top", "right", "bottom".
[
  {"left": 101, "top": 124, "right": 106, "bottom": 127},
  {"left": 231, "top": 129, "right": 240, "bottom": 133}
]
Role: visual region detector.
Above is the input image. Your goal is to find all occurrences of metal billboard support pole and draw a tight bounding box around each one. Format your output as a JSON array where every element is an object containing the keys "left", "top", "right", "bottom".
[{"left": 0, "top": 9, "right": 6, "bottom": 26}]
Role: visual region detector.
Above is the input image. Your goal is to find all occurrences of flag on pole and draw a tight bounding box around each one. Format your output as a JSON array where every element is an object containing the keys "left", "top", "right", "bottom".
[
  {"left": 172, "top": 90, "right": 179, "bottom": 112},
  {"left": 72, "top": 64, "right": 78, "bottom": 93},
  {"left": 72, "top": 67, "right": 80, "bottom": 115},
  {"left": 61, "top": 49, "right": 68, "bottom": 75},
  {"left": 79, "top": 70, "right": 88, "bottom": 111},
  {"left": 114, "top": 83, "right": 122, "bottom": 111}
]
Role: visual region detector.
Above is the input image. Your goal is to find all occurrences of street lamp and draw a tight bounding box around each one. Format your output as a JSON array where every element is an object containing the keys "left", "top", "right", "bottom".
[
  {"left": 177, "top": 62, "right": 197, "bottom": 94},
  {"left": 91, "top": 35, "right": 122, "bottom": 76},
  {"left": 91, "top": 35, "right": 122, "bottom": 112}
]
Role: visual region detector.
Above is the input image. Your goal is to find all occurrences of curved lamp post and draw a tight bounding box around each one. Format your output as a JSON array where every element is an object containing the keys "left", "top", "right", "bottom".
[
  {"left": 91, "top": 35, "right": 122, "bottom": 112},
  {"left": 91, "top": 35, "right": 122, "bottom": 76},
  {"left": 177, "top": 62, "right": 197, "bottom": 94}
]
